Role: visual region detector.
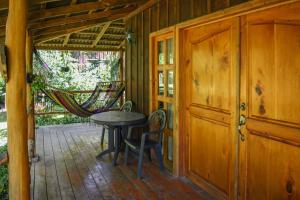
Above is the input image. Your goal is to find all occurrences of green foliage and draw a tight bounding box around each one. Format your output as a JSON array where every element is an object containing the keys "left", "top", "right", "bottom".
[
  {"left": 0, "top": 112, "right": 6, "bottom": 123},
  {"left": 36, "top": 114, "right": 89, "bottom": 126},
  {"left": 33, "top": 50, "right": 120, "bottom": 91},
  {"left": 0, "top": 77, "right": 5, "bottom": 106},
  {"left": 33, "top": 50, "right": 121, "bottom": 116},
  {"left": 0, "top": 144, "right": 8, "bottom": 200},
  {"left": 0, "top": 129, "right": 6, "bottom": 139}
]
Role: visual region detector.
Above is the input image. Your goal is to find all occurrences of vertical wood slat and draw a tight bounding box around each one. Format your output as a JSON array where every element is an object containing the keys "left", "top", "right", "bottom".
[
  {"left": 178, "top": 0, "right": 192, "bottom": 22},
  {"left": 131, "top": 16, "right": 138, "bottom": 110},
  {"left": 193, "top": 0, "right": 208, "bottom": 18},
  {"left": 6, "top": 0, "right": 30, "bottom": 199},
  {"left": 150, "top": 4, "right": 159, "bottom": 32},
  {"left": 137, "top": 12, "right": 143, "bottom": 112},
  {"left": 168, "top": 0, "right": 177, "bottom": 26},
  {"left": 159, "top": 0, "right": 168, "bottom": 29},
  {"left": 125, "top": 20, "right": 132, "bottom": 101},
  {"left": 143, "top": 9, "right": 150, "bottom": 115}
]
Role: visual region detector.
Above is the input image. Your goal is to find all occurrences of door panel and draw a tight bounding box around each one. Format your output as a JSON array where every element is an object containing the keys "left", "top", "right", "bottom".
[
  {"left": 182, "top": 18, "right": 239, "bottom": 200},
  {"left": 191, "top": 29, "right": 231, "bottom": 110},
  {"left": 239, "top": 2, "right": 300, "bottom": 199},
  {"left": 190, "top": 115, "right": 230, "bottom": 192}
]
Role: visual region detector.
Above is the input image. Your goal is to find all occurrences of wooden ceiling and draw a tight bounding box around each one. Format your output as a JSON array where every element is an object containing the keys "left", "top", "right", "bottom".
[{"left": 0, "top": 0, "right": 149, "bottom": 51}]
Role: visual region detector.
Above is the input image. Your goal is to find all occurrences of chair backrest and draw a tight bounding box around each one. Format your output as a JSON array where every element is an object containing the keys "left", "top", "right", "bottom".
[
  {"left": 148, "top": 109, "right": 166, "bottom": 133},
  {"left": 120, "top": 100, "right": 133, "bottom": 112}
]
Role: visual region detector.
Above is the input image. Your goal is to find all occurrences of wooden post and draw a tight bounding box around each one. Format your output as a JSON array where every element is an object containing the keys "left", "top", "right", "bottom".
[
  {"left": 26, "top": 31, "right": 36, "bottom": 161},
  {"left": 5, "top": 0, "right": 30, "bottom": 199},
  {"left": 119, "top": 49, "right": 125, "bottom": 104}
]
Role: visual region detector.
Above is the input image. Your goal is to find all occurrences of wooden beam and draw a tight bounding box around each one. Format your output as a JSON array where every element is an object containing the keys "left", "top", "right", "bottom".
[
  {"left": 29, "top": 5, "right": 135, "bottom": 30},
  {"left": 6, "top": 0, "right": 30, "bottom": 199},
  {"left": 92, "top": 22, "right": 111, "bottom": 47},
  {"left": 124, "top": 0, "right": 160, "bottom": 20},
  {"left": 33, "top": 13, "right": 128, "bottom": 44},
  {"left": 118, "top": 39, "right": 126, "bottom": 49},
  {"left": 63, "top": 34, "right": 70, "bottom": 46},
  {"left": 28, "top": 0, "right": 141, "bottom": 20},
  {"left": 32, "top": 9, "right": 131, "bottom": 37},
  {"left": 0, "top": 0, "right": 58, "bottom": 10},
  {"left": 33, "top": 23, "right": 101, "bottom": 44},
  {"left": 35, "top": 45, "right": 120, "bottom": 51}
]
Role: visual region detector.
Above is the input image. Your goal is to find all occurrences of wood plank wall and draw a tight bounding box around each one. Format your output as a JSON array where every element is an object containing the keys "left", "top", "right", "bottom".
[{"left": 125, "top": 0, "right": 248, "bottom": 114}]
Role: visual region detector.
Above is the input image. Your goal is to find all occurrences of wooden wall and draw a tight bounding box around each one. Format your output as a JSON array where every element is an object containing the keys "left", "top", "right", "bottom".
[{"left": 125, "top": 0, "right": 248, "bottom": 114}]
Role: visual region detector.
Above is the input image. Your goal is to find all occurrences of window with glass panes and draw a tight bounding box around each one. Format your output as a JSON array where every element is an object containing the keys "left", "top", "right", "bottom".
[{"left": 151, "top": 32, "right": 175, "bottom": 171}]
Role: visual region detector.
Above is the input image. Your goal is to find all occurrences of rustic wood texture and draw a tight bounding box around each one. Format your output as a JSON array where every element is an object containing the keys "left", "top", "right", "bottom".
[
  {"left": 0, "top": 0, "right": 149, "bottom": 49},
  {"left": 26, "top": 31, "right": 36, "bottom": 159},
  {"left": 6, "top": 0, "right": 30, "bottom": 199},
  {"left": 180, "top": 18, "right": 239, "bottom": 200},
  {"left": 149, "top": 30, "right": 176, "bottom": 172},
  {"left": 125, "top": 0, "right": 248, "bottom": 115},
  {"left": 238, "top": 2, "right": 300, "bottom": 199},
  {"left": 31, "top": 123, "right": 214, "bottom": 200}
]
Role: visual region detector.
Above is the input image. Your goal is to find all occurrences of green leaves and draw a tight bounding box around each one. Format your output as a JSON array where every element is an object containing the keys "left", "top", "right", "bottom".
[{"left": 0, "top": 144, "right": 8, "bottom": 200}]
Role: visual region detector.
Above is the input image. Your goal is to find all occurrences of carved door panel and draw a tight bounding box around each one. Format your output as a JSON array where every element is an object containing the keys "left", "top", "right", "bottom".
[
  {"left": 182, "top": 18, "right": 239, "bottom": 200},
  {"left": 239, "top": 2, "right": 300, "bottom": 199}
]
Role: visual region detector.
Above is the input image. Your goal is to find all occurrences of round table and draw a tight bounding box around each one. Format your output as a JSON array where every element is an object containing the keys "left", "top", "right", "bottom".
[{"left": 91, "top": 111, "right": 147, "bottom": 165}]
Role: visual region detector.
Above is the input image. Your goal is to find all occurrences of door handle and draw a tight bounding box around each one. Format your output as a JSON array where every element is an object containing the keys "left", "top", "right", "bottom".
[{"left": 238, "top": 114, "right": 246, "bottom": 141}]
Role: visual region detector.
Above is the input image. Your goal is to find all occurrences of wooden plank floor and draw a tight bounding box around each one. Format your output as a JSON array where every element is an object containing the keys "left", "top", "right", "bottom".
[{"left": 31, "top": 123, "right": 214, "bottom": 200}]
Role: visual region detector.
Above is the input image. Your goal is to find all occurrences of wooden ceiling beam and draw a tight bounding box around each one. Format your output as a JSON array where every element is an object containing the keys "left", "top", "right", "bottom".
[
  {"left": 29, "top": 5, "right": 135, "bottom": 30},
  {"left": 91, "top": 22, "right": 111, "bottom": 47},
  {"left": 33, "top": 24, "right": 100, "bottom": 44},
  {"left": 35, "top": 45, "right": 120, "bottom": 52},
  {"left": 0, "top": 0, "right": 59, "bottom": 11},
  {"left": 32, "top": 12, "right": 127, "bottom": 38},
  {"left": 29, "top": 0, "right": 141, "bottom": 20},
  {"left": 63, "top": 34, "right": 70, "bottom": 46},
  {"left": 33, "top": 13, "right": 126, "bottom": 44}
]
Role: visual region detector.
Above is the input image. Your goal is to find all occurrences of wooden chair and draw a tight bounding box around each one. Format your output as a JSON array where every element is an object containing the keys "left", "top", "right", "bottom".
[
  {"left": 100, "top": 100, "right": 133, "bottom": 145},
  {"left": 124, "top": 109, "right": 166, "bottom": 179}
]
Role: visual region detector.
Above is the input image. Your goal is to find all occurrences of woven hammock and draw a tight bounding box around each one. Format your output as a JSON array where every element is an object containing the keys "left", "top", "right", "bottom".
[{"left": 34, "top": 49, "right": 125, "bottom": 117}]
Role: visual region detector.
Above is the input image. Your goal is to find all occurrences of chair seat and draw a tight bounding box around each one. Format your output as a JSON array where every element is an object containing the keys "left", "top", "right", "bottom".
[{"left": 124, "top": 138, "right": 158, "bottom": 150}]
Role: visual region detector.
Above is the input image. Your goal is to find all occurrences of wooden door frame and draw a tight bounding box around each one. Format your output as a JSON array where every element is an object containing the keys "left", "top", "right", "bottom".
[
  {"left": 174, "top": 0, "right": 299, "bottom": 173},
  {"left": 148, "top": 0, "right": 299, "bottom": 179},
  {"left": 149, "top": 26, "right": 179, "bottom": 174},
  {"left": 177, "top": 18, "right": 240, "bottom": 200}
]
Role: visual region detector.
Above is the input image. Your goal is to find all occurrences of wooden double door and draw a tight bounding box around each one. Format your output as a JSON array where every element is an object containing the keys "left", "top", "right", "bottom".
[{"left": 181, "top": 2, "right": 300, "bottom": 200}]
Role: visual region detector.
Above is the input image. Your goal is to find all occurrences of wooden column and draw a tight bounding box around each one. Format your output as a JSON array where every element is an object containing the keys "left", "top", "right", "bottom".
[
  {"left": 119, "top": 49, "right": 124, "bottom": 104},
  {"left": 5, "top": 0, "right": 30, "bottom": 199},
  {"left": 26, "top": 31, "right": 36, "bottom": 161}
]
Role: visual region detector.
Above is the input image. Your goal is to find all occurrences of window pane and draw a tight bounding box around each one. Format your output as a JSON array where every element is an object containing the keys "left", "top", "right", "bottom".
[
  {"left": 167, "top": 103, "right": 173, "bottom": 130},
  {"left": 157, "top": 41, "right": 164, "bottom": 65},
  {"left": 168, "top": 136, "right": 173, "bottom": 161},
  {"left": 167, "top": 38, "right": 174, "bottom": 64},
  {"left": 158, "top": 71, "right": 164, "bottom": 96},
  {"left": 158, "top": 101, "right": 164, "bottom": 110},
  {"left": 167, "top": 70, "right": 174, "bottom": 97}
]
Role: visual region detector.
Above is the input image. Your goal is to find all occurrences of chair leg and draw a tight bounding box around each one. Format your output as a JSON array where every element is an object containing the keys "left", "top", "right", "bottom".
[
  {"left": 101, "top": 127, "right": 105, "bottom": 145},
  {"left": 154, "top": 145, "right": 164, "bottom": 171},
  {"left": 137, "top": 147, "right": 144, "bottom": 179},
  {"left": 124, "top": 144, "right": 129, "bottom": 166}
]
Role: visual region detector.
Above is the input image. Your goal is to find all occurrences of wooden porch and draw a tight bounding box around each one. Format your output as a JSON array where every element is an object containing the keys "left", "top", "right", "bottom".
[{"left": 31, "top": 123, "right": 213, "bottom": 200}]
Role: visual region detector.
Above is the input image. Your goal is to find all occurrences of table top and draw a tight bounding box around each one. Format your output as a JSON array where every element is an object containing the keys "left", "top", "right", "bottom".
[{"left": 91, "top": 111, "right": 147, "bottom": 126}]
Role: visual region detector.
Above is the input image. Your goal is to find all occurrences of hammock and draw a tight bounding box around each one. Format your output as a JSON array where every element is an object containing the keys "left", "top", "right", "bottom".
[{"left": 34, "top": 49, "right": 125, "bottom": 117}]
